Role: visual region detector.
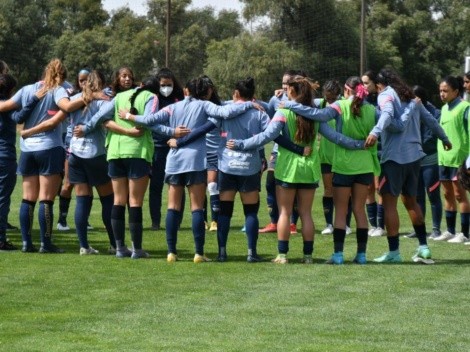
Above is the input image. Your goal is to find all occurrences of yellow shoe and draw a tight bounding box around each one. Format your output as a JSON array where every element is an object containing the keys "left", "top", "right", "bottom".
[
  {"left": 167, "top": 253, "right": 178, "bottom": 263},
  {"left": 209, "top": 221, "right": 217, "bottom": 232},
  {"left": 271, "top": 254, "right": 288, "bottom": 264},
  {"left": 194, "top": 254, "right": 212, "bottom": 263}
]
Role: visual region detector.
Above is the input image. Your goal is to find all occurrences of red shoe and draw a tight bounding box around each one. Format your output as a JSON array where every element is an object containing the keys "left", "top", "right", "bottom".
[
  {"left": 259, "top": 223, "right": 277, "bottom": 233},
  {"left": 290, "top": 223, "right": 298, "bottom": 234}
]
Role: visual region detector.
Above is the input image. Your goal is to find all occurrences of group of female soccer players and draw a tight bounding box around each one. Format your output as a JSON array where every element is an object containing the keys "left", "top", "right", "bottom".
[{"left": 0, "top": 57, "right": 469, "bottom": 265}]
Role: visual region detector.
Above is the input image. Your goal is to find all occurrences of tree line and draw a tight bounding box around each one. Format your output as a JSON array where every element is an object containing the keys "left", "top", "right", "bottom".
[{"left": 0, "top": 0, "right": 468, "bottom": 102}]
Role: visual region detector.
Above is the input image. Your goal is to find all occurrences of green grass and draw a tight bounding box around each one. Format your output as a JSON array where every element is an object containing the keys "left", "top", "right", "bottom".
[{"left": 1, "top": 148, "right": 470, "bottom": 351}]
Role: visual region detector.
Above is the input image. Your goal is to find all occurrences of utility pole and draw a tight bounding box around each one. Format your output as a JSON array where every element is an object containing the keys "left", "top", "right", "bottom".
[
  {"left": 166, "top": 0, "right": 171, "bottom": 68},
  {"left": 360, "top": 0, "right": 366, "bottom": 75}
]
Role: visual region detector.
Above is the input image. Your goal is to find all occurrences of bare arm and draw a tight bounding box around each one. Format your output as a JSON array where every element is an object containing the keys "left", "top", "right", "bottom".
[{"left": 21, "top": 110, "right": 67, "bottom": 139}]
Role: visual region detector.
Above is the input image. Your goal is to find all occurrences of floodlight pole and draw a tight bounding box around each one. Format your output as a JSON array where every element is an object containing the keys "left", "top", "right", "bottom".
[
  {"left": 360, "top": 0, "right": 366, "bottom": 75},
  {"left": 166, "top": 0, "right": 171, "bottom": 68}
]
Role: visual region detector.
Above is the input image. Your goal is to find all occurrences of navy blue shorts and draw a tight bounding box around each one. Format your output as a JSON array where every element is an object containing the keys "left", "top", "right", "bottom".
[
  {"left": 108, "top": 158, "right": 151, "bottom": 179},
  {"left": 379, "top": 160, "right": 420, "bottom": 197},
  {"left": 333, "top": 172, "right": 374, "bottom": 187},
  {"left": 439, "top": 166, "right": 459, "bottom": 182},
  {"left": 165, "top": 170, "right": 207, "bottom": 186},
  {"left": 68, "top": 154, "right": 111, "bottom": 186},
  {"left": 275, "top": 178, "right": 318, "bottom": 189},
  {"left": 321, "top": 163, "right": 333, "bottom": 174},
  {"left": 18, "top": 146, "right": 65, "bottom": 176},
  {"left": 206, "top": 153, "right": 218, "bottom": 171},
  {"left": 218, "top": 171, "right": 260, "bottom": 192}
]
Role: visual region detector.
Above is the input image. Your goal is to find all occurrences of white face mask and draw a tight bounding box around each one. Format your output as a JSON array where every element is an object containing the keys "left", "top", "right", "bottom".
[{"left": 160, "top": 86, "right": 173, "bottom": 97}]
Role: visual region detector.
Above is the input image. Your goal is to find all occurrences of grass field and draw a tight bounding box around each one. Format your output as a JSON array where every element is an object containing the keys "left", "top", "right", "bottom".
[{"left": 1, "top": 149, "right": 470, "bottom": 351}]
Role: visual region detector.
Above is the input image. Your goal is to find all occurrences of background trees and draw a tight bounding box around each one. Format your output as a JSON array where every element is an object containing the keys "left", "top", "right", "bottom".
[{"left": 0, "top": 0, "right": 468, "bottom": 102}]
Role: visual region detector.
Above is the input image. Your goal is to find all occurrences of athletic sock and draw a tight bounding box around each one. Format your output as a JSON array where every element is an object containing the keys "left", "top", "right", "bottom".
[
  {"left": 356, "top": 228, "right": 368, "bottom": 253},
  {"left": 58, "top": 196, "right": 71, "bottom": 224},
  {"left": 366, "top": 202, "right": 378, "bottom": 228},
  {"left": 20, "top": 200, "right": 35, "bottom": 246},
  {"left": 322, "top": 196, "right": 334, "bottom": 225},
  {"left": 166, "top": 209, "right": 181, "bottom": 254},
  {"left": 333, "top": 228, "right": 346, "bottom": 253},
  {"left": 129, "top": 206, "right": 143, "bottom": 250},
  {"left": 387, "top": 235, "right": 399, "bottom": 252},
  {"left": 278, "top": 240, "right": 289, "bottom": 254},
  {"left": 75, "top": 196, "right": 92, "bottom": 248},
  {"left": 192, "top": 209, "right": 205, "bottom": 255},
  {"left": 100, "top": 194, "right": 115, "bottom": 247},
  {"left": 377, "top": 203, "right": 385, "bottom": 229},
  {"left": 303, "top": 240, "right": 314, "bottom": 256},
  {"left": 244, "top": 203, "right": 259, "bottom": 256},
  {"left": 413, "top": 223, "right": 428, "bottom": 246},
  {"left": 460, "top": 212, "right": 470, "bottom": 238},
  {"left": 38, "top": 200, "right": 54, "bottom": 247},
  {"left": 445, "top": 210, "right": 457, "bottom": 234},
  {"left": 111, "top": 205, "right": 126, "bottom": 250}
]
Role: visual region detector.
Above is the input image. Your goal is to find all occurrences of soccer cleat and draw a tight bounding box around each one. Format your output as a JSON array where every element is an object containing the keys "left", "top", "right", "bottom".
[
  {"left": 21, "top": 244, "right": 37, "bottom": 253},
  {"left": 167, "top": 252, "right": 178, "bottom": 263},
  {"left": 6, "top": 223, "right": 18, "bottom": 231},
  {"left": 151, "top": 223, "right": 161, "bottom": 231},
  {"left": 247, "top": 254, "right": 264, "bottom": 263},
  {"left": 321, "top": 224, "right": 333, "bottom": 235},
  {"left": 209, "top": 221, "right": 217, "bottom": 232},
  {"left": 0, "top": 240, "right": 18, "bottom": 251},
  {"left": 259, "top": 223, "right": 277, "bottom": 233},
  {"left": 56, "top": 222, "right": 70, "bottom": 231},
  {"left": 370, "top": 227, "right": 385, "bottom": 237},
  {"left": 373, "top": 251, "right": 402, "bottom": 263},
  {"left": 115, "top": 247, "right": 132, "bottom": 258},
  {"left": 80, "top": 247, "right": 99, "bottom": 255},
  {"left": 240, "top": 225, "right": 246, "bottom": 232},
  {"left": 39, "top": 244, "right": 65, "bottom": 254},
  {"left": 346, "top": 226, "right": 352, "bottom": 235},
  {"left": 353, "top": 252, "right": 367, "bottom": 265},
  {"left": 272, "top": 254, "right": 288, "bottom": 264},
  {"left": 87, "top": 223, "right": 94, "bottom": 230},
  {"left": 447, "top": 233, "right": 469, "bottom": 243},
  {"left": 429, "top": 229, "right": 441, "bottom": 240},
  {"left": 434, "top": 230, "right": 454, "bottom": 241},
  {"left": 131, "top": 250, "right": 150, "bottom": 259},
  {"left": 194, "top": 254, "right": 211, "bottom": 263},
  {"left": 108, "top": 246, "right": 117, "bottom": 255},
  {"left": 404, "top": 232, "right": 416, "bottom": 239},
  {"left": 290, "top": 223, "right": 298, "bottom": 234},
  {"left": 325, "top": 252, "right": 344, "bottom": 265},
  {"left": 301, "top": 255, "right": 313, "bottom": 264},
  {"left": 368, "top": 227, "right": 376, "bottom": 236},
  {"left": 412, "top": 246, "right": 434, "bottom": 264}
]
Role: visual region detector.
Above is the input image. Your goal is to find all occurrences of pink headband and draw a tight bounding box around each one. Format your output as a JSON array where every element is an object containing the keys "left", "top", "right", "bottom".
[{"left": 345, "top": 83, "right": 369, "bottom": 100}]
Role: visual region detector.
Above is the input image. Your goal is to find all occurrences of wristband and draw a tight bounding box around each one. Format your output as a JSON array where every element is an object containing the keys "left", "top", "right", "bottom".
[{"left": 125, "top": 112, "right": 131, "bottom": 120}]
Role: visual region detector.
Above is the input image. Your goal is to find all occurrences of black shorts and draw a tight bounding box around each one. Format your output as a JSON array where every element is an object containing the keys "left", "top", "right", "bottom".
[
  {"left": 379, "top": 160, "right": 420, "bottom": 197},
  {"left": 108, "top": 158, "right": 151, "bottom": 179},
  {"left": 218, "top": 171, "right": 261, "bottom": 192},
  {"left": 439, "top": 166, "right": 459, "bottom": 182},
  {"left": 206, "top": 153, "right": 218, "bottom": 172},
  {"left": 18, "top": 146, "right": 65, "bottom": 176},
  {"left": 165, "top": 170, "right": 207, "bottom": 186},
  {"left": 275, "top": 178, "right": 319, "bottom": 190},
  {"left": 333, "top": 172, "right": 374, "bottom": 187},
  {"left": 68, "top": 154, "right": 111, "bottom": 186},
  {"left": 321, "top": 163, "right": 332, "bottom": 174}
]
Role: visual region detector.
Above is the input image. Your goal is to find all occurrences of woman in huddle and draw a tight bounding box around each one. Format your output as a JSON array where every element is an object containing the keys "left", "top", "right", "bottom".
[{"left": 228, "top": 76, "right": 365, "bottom": 264}]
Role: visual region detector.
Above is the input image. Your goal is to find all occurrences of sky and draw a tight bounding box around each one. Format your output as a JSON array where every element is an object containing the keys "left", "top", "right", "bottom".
[{"left": 102, "top": 0, "right": 244, "bottom": 16}]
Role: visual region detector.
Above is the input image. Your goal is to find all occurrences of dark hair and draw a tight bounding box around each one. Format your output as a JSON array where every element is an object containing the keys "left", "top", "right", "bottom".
[
  {"left": 458, "top": 161, "right": 470, "bottom": 191},
  {"left": 187, "top": 75, "right": 222, "bottom": 104},
  {"left": 376, "top": 68, "right": 414, "bottom": 102},
  {"left": 235, "top": 77, "right": 255, "bottom": 101},
  {"left": 156, "top": 67, "right": 184, "bottom": 100},
  {"left": 362, "top": 70, "right": 377, "bottom": 83},
  {"left": 82, "top": 70, "right": 106, "bottom": 106},
  {"left": 111, "top": 66, "right": 136, "bottom": 96},
  {"left": 412, "top": 85, "right": 429, "bottom": 105},
  {"left": 440, "top": 75, "right": 464, "bottom": 97},
  {"left": 465, "top": 71, "right": 470, "bottom": 80},
  {"left": 74, "top": 68, "right": 91, "bottom": 92},
  {"left": 345, "top": 76, "right": 367, "bottom": 117},
  {"left": 0, "top": 60, "right": 10, "bottom": 75},
  {"left": 0, "top": 74, "right": 17, "bottom": 99},
  {"left": 323, "top": 80, "right": 341, "bottom": 97},
  {"left": 201, "top": 75, "right": 222, "bottom": 105},
  {"left": 287, "top": 77, "right": 317, "bottom": 144},
  {"left": 129, "top": 76, "right": 159, "bottom": 115}
]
